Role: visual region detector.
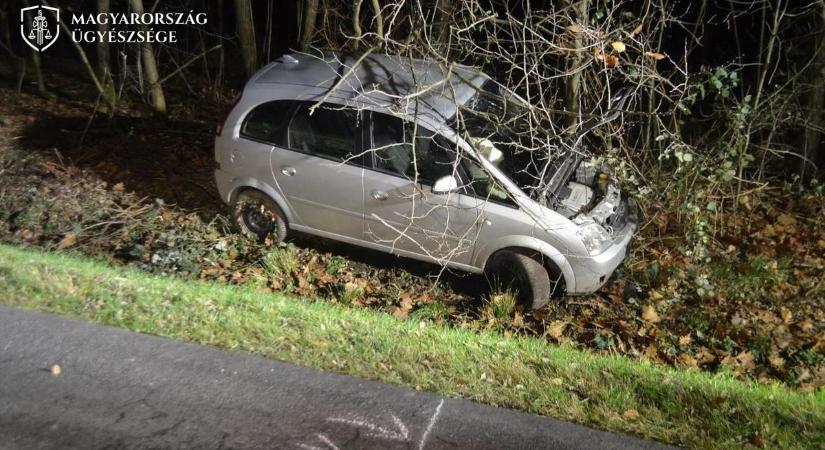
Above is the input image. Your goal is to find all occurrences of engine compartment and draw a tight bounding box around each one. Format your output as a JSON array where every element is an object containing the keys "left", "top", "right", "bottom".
[{"left": 553, "top": 160, "right": 601, "bottom": 218}]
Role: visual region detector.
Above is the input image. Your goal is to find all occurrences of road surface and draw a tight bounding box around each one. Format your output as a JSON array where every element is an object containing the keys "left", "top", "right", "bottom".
[{"left": 0, "top": 305, "right": 675, "bottom": 449}]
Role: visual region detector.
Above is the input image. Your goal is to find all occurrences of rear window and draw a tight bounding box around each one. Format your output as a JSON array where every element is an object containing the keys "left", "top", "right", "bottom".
[
  {"left": 288, "top": 103, "right": 359, "bottom": 161},
  {"left": 240, "top": 101, "right": 295, "bottom": 146}
]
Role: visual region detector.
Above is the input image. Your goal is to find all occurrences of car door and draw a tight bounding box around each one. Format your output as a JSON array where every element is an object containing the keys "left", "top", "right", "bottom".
[
  {"left": 363, "top": 112, "right": 481, "bottom": 266},
  {"left": 268, "top": 101, "right": 367, "bottom": 241}
]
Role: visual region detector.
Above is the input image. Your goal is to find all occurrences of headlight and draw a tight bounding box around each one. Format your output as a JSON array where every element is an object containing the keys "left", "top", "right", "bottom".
[{"left": 577, "top": 221, "right": 612, "bottom": 255}]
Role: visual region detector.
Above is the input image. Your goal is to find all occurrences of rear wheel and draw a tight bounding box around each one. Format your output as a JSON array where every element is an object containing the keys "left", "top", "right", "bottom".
[
  {"left": 486, "top": 250, "right": 552, "bottom": 310},
  {"left": 232, "top": 190, "right": 288, "bottom": 244}
]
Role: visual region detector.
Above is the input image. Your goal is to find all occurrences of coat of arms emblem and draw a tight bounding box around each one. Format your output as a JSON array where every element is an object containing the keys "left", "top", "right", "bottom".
[{"left": 20, "top": 5, "right": 60, "bottom": 52}]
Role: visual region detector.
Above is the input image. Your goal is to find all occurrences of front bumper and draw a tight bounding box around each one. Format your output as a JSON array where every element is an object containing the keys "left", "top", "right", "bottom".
[{"left": 567, "top": 198, "right": 638, "bottom": 295}]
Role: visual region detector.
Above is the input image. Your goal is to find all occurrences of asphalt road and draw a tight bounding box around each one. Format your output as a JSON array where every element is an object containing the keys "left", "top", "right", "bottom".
[{"left": 0, "top": 306, "right": 675, "bottom": 449}]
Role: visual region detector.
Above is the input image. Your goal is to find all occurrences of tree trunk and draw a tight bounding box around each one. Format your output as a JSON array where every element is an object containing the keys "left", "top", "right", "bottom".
[
  {"left": 129, "top": 0, "right": 166, "bottom": 113},
  {"left": 96, "top": 0, "right": 115, "bottom": 108},
  {"left": 563, "top": 0, "right": 589, "bottom": 131},
  {"left": 432, "top": 0, "right": 453, "bottom": 52},
  {"left": 28, "top": 47, "right": 45, "bottom": 94},
  {"left": 369, "top": 0, "right": 384, "bottom": 44},
  {"left": 19, "top": 0, "right": 45, "bottom": 94},
  {"left": 234, "top": 0, "right": 257, "bottom": 77},
  {"left": 352, "top": 0, "right": 363, "bottom": 47},
  {"left": 800, "top": 2, "right": 825, "bottom": 183},
  {"left": 299, "top": 0, "right": 319, "bottom": 51},
  {"left": 216, "top": 0, "right": 225, "bottom": 88},
  {"left": 0, "top": 8, "right": 26, "bottom": 93}
]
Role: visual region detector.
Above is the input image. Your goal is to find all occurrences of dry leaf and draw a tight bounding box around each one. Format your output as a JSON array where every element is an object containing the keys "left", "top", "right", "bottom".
[
  {"left": 678, "top": 354, "right": 698, "bottom": 368},
  {"left": 644, "top": 51, "right": 666, "bottom": 61},
  {"left": 779, "top": 307, "right": 793, "bottom": 325},
  {"left": 622, "top": 409, "right": 640, "bottom": 420},
  {"left": 641, "top": 305, "right": 660, "bottom": 322},
  {"left": 776, "top": 213, "right": 797, "bottom": 226},
  {"left": 393, "top": 295, "right": 414, "bottom": 320},
  {"left": 610, "top": 41, "right": 627, "bottom": 53},
  {"left": 750, "top": 432, "right": 765, "bottom": 449},
  {"left": 57, "top": 232, "right": 77, "bottom": 249},
  {"left": 50, "top": 364, "right": 62, "bottom": 376},
  {"left": 392, "top": 306, "right": 409, "bottom": 320},
  {"left": 548, "top": 320, "right": 567, "bottom": 338},
  {"left": 769, "top": 352, "right": 786, "bottom": 368},
  {"left": 604, "top": 54, "right": 621, "bottom": 68},
  {"left": 798, "top": 319, "right": 814, "bottom": 333},
  {"left": 567, "top": 23, "right": 584, "bottom": 33},
  {"left": 736, "top": 351, "right": 756, "bottom": 370}
]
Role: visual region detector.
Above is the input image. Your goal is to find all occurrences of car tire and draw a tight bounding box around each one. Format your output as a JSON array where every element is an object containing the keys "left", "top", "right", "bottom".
[
  {"left": 486, "top": 251, "right": 552, "bottom": 310},
  {"left": 232, "top": 190, "right": 288, "bottom": 244}
]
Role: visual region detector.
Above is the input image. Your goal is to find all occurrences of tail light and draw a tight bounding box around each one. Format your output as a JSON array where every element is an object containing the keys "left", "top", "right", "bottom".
[{"left": 216, "top": 94, "right": 242, "bottom": 136}]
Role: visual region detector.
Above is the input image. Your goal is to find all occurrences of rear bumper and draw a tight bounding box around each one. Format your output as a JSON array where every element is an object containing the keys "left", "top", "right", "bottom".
[
  {"left": 566, "top": 199, "right": 638, "bottom": 295},
  {"left": 214, "top": 169, "right": 233, "bottom": 204}
]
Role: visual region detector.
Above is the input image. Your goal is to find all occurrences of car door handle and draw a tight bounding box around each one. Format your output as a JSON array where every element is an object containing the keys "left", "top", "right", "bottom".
[
  {"left": 281, "top": 166, "right": 296, "bottom": 176},
  {"left": 371, "top": 190, "right": 388, "bottom": 201}
]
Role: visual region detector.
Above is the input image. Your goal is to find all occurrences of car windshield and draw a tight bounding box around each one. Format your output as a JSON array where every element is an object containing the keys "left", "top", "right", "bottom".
[{"left": 448, "top": 79, "right": 557, "bottom": 196}]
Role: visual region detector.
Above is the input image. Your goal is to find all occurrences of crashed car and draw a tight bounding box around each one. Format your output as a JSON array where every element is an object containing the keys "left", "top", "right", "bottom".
[{"left": 214, "top": 52, "right": 637, "bottom": 309}]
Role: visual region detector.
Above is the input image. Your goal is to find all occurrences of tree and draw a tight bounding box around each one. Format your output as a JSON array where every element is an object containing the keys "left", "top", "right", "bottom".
[
  {"left": 800, "top": 2, "right": 825, "bottom": 183},
  {"left": 96, "top": 0, "right": 116, "bottom": 109},
  {"left": 235, "top": 0, "right": 257, "bottom": 77},
  {"left": 562, "top": 0, "right": 589, "bottom": 131},
  {"left": 129, "top": 0, "right": 166, "bottom": 113},
  {"left": 299, "top": 0, "right": 319, "bottom": 51}
]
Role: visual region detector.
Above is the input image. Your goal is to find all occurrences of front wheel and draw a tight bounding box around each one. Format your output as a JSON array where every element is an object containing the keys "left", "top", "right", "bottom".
[
  {"left": 231, "top": 190, "right": 288, "bottom": 244},
  {"left": 486, "top": 251, "right": 552, "bottom": 310}
]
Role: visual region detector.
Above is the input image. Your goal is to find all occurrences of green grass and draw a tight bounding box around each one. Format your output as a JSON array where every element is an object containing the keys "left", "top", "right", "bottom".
[{"left": 0, "top": 244, "right": 822, "bottom": 449}]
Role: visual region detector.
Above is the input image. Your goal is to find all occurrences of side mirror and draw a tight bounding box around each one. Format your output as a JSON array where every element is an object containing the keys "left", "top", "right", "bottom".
[{"left": 432, "top": 175, "right": 459, "bottom": 194}]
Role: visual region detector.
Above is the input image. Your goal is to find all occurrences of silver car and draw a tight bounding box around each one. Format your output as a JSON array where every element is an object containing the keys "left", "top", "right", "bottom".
[{"left": 214, "top": 52, "right": 637, "bottom": 309}]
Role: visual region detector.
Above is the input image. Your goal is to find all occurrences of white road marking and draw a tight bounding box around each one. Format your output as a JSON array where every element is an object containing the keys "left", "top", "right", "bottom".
[
  {"left": 296, "top": 433, "right": 340, "bottom": 450},
  {"left": 326, "top": 414, "right": 410, "bottom": 441},
  {"left": 418, "top": 399, "right": 445, "bottom": 450}
]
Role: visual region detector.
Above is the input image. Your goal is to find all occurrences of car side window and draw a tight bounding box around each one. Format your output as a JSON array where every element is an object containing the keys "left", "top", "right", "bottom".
[
  {"left": 241, "top": 101, "right": 294, "bottom": 146},
  {"left": 288, "top": 103, "right": 358, "bottom": 161},
  {"left": 461, "top": 158, "right": 516, "bottom": 206},
  {"left": 370, "top": 112, "right": 459, "bottom": 185}
]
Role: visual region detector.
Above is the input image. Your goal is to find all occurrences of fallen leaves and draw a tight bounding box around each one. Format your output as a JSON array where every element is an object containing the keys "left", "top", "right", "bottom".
[
  {"left": 547, "top": 320, "right": 567, "bottom": 338},
  {"left": 57, "top": 232, "right": 77, "bottom": 249},
  {"left": 641, "top": 305, "right": 660, "bottom": 323},
  {"left": 622, "top": 409, "right": 640, "bottom": 420},
  {"left": 776, "top": 213, "right": 797, "bottom": 227}
]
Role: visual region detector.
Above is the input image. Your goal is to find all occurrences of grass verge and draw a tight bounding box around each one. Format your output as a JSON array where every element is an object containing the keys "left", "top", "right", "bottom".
[{"left": 0, "top": 244, "right": 822, "bottom": 449}]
